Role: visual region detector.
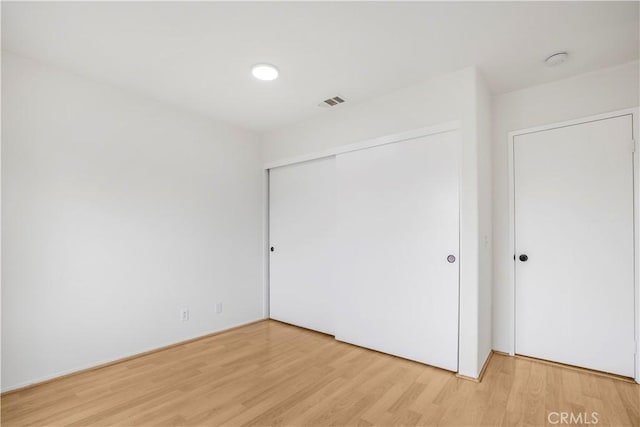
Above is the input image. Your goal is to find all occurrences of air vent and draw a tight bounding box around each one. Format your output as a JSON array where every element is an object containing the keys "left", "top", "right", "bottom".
[{"left": 318, "top": 95, "right": 346, "bottom": 108}]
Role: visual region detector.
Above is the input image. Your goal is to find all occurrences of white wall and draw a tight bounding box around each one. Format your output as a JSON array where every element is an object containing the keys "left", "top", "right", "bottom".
[
  {"left": 263, "top": 68, "right": 472, "bottom": 164},
  {"left": 476, "top": 72, "right": 493, "bottom": 372},
  {"left": 492, "top": 60, "right": 640, "bottom": 354},
  {"left": 263, "top": 66, "right": 492, "bottom": 378},
  {"left": 1, "top": 52, "right": 265, "bottom": 391}
]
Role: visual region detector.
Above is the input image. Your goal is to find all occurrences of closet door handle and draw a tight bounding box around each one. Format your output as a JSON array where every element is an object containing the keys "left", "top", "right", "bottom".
[
  {"left": 270, "top": 246, "right": 275, "bottom": 252},
  {"left": 447, "top": 255, "right": 456, "bottom": 263},
  {"left": 519, "top": 254, "right": 528, "bottom": 262}
]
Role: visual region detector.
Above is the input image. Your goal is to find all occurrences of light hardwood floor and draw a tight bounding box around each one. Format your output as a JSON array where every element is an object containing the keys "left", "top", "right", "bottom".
[{"left": 2, "top": 320, "right": 638, "bottom": 426}]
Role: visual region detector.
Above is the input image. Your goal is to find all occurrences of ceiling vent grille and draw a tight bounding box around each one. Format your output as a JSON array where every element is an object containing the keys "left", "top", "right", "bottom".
[{"left": 318, "top": 95, "right": 346, "bottom": 108}]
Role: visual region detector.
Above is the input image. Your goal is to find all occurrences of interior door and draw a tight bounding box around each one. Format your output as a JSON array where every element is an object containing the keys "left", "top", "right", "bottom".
[
  {"left": 514, "top": 114, "right": 635, "bottom": 377},
  {"left": 269, "top": 157, "right": 336, "bottom": 335},
  {"left": 334, "top": 130, "right": 460, "bottom": 371}
]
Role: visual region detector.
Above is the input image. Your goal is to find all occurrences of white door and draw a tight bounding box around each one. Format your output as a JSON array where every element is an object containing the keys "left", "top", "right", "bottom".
[
  {"left": 334, "top": 130, "right": 460, "bottom": 371},
  {"left": 269, "top": 157, "right": 336, "bottom": 335},
  {"left": 514, "top": 115, "right": 635, "bottom": 377}
]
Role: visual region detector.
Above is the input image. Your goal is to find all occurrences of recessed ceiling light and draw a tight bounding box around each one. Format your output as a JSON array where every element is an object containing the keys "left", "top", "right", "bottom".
[
  {"left": 544, "top": 52, "right": 569, "bottom": 67},
  {"left": 252, "top": 64, "right": 279, "bottom": 81}
]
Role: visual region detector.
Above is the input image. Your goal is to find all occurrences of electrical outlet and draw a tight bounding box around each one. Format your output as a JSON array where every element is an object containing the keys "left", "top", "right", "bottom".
[
  {"left": 180, "top": 308, "right": 189, "bottom": 322},
  {"left": 215, "top": 302, "right": 223, "bottom": 314}
]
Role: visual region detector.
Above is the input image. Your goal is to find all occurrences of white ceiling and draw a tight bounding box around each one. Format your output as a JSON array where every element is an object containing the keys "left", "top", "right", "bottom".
[{"left": 3, "top": 1, "right": 638, "bottom": 131}]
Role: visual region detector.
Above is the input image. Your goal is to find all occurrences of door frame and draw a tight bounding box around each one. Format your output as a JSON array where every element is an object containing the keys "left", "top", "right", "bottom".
[
  {"left": 507, "top": 107, "right": 640, "bottom": 383},
  {"left": 263, "top": 121, "right": 461, "bottom": 170}
]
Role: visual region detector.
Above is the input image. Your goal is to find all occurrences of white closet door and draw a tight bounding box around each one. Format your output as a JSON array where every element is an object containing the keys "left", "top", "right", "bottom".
[
  {"left": 269, "top": 157, "right": 336, "bottom": 335},
  {"left": 514, "top": 115, "right": 635, "bottom": 377},
  {"left": 335, "top": 131, "right": 460, "bottom": 371}
]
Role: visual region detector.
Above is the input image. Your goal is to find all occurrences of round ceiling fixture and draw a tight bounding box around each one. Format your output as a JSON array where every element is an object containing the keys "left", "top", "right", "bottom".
[
  {"left": 251, "top": 64, "right": 279, "bottom": 81},
  {"left": 544, "top": 52, "right": 569, "bottom": 67}
]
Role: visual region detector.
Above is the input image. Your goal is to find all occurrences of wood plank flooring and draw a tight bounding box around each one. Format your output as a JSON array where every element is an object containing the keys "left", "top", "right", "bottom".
[{"left": 2, "top": 320, "right": 638, "bottom": 426}]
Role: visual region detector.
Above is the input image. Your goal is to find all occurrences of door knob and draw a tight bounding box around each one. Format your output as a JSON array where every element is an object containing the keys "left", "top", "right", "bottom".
[
  {"left": 447, "top": 255, "right": 456, "bottom": 263},
  {"left": 519, "top": 254, "right": 528, "bottom": 262},
  {"left": 270, "top": 246, "right": 275, "bottom": 252}
]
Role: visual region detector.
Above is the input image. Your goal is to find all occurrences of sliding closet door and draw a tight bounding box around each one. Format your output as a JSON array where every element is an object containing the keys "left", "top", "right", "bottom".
[
  {"left": 335, "top": 131, "right": 460, "bottom": 371},
  {"left": 269, "top": 157, "right": 336, "bottom": 335}
]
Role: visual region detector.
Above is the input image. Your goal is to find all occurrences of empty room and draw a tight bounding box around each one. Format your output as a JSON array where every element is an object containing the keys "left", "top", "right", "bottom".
[{"left": 1, "top": 1, "right": 639, "bottom": 426}]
